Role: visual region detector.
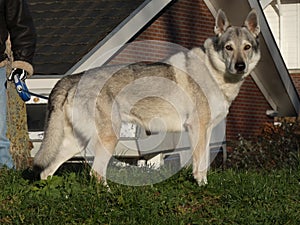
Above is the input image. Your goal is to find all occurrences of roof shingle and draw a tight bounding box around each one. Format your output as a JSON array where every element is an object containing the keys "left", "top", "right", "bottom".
[{"left": 28, "top": 0, "right": 144, "bottom": 75}]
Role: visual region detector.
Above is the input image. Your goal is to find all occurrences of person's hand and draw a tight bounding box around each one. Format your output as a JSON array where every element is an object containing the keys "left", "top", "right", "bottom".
[
  {"left": 7, "top": 68, "right": 28, "bottom": 81},
  {"left": 7, "top": 68, "right": 31, "bottom": 101}
]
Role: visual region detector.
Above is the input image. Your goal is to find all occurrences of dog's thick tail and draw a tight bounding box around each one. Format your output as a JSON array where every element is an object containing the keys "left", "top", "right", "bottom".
[{"left": 33, "top": 74, "right": 81, "bottom": 174}]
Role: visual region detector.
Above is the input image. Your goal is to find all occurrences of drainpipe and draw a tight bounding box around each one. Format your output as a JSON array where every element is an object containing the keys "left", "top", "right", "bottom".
[{"left": 277, "top": 0, "right": 282, "bottom": 49}]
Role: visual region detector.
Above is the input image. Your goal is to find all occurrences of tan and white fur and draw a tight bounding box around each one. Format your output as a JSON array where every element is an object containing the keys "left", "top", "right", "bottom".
[{"left": 34, "top": 9, "right": 260, "bottom": 186}]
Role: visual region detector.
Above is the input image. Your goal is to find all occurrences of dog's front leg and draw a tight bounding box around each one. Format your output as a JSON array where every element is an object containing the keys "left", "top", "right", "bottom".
[
  {"left": 187, "top": 117, "right": 212, "bottom": 186},
  {"left": 38, "top": 134, "right": 82, "bottom": 180}
]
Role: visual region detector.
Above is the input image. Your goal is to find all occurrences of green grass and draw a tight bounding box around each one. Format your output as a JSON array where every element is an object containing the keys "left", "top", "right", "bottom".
[{"left": 1, "top": 166, "right": 300, "bottom": 225}]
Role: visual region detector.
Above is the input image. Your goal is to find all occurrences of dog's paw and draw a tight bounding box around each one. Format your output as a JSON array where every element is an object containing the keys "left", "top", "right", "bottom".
[
  {"left": 197, "top": 178, "right": 208, "bottom": 186},
  {"left": 40, "top": 170, "right": 52, "bottom": 180},
  {"left": 194, "top": 171, "right": 208, "bottom": 186}
]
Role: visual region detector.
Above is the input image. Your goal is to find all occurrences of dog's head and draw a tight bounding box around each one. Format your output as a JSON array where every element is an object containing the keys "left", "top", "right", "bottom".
[{"left": 206, "top": 9, "right": 261, "bottom": 82}]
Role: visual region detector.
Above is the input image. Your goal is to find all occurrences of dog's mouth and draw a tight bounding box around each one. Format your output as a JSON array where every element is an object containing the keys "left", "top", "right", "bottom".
[
  {"left": 224, "top": 71, "right": 245, "bottom": 83},
  {"left": 235, "top": 70, "right": 246, "bottom": 75}
]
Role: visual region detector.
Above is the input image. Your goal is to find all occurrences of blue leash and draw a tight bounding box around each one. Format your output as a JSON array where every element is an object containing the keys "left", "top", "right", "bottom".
[{"left": 13, "top": 75, "right": 49, "bottom": 101}]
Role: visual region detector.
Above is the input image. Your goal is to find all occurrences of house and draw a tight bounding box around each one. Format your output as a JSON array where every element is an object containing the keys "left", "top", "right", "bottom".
[{"left": 26, "top": 0, "right": 300, "bottom": 164}]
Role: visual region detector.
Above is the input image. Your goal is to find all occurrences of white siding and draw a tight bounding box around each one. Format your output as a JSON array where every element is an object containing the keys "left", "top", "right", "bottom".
[
  {"left": 281, "top": 4, "right": 300, "bottom": 69},
  {"left": 264, "top": 3, "right": 300, "bottom": 69}
]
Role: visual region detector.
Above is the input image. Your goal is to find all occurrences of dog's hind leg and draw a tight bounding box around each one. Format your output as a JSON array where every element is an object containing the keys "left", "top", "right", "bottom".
[
  {"left": 89, "top": 134, "right": 118, "bottom": 185},
  {"left": 90, "top": 95, "right": 120, "bottom": 185}
]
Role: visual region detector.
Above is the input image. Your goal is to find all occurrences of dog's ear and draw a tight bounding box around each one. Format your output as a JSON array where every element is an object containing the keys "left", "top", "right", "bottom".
[
  {"left": 214, "top": 9, "right": 230, "bottom": 36},
  {"left": 244, "top": 9, "right": 260, "bottom": 37}
]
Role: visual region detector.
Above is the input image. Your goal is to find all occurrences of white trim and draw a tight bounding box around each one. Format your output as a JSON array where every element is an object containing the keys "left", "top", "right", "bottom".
[
  {"left": 289, "top": 69, "right": 300, "bottom": 74},
  {"left": 66, "top": 0, "right": 173, "bottom": 74},
  {"left": 260, "top": 0, "right": 274, "bottom": 9},
  {"left": 203, "top": 0, "right": 217, "bottom": 17},
  {"left": 277, "top": 0, "right": 283, "bottom": 50}
]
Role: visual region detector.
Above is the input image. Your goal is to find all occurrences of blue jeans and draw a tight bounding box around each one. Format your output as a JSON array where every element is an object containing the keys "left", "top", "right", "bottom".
[{"left": 0, "top": 67, "right": 13, "bottom": 168}]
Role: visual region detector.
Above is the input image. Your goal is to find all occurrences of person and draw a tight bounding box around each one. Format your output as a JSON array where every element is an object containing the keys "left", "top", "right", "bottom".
[{"left": 0, "top": 0, "right": 36, "bottom": 168}]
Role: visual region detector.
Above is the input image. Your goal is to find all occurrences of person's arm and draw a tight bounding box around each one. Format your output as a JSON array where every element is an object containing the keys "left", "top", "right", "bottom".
[{"left": 6, "top": 0, "right": 36, "bottom": 76}]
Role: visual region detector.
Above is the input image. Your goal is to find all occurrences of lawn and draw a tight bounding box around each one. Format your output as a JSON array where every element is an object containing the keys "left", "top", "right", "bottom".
[
  {"left": 1, "top": 120, "right": 300, "bottom": 224},
  {"left": 1, "top": 165, "right": 299, "bottom": 225}
]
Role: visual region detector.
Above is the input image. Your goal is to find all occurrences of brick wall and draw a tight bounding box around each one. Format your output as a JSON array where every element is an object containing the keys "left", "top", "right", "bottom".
[
  {"left": 110, "top": 0, "right": 214, "bottom": 64},
  {"left": 111, "top": 0, "right": 273, "bottom": 141},
  {"left": 290, "top": 72, "right": 300, "bottom": 97},
  {"left": 135, "top": 0, "right": 214, "bottom": 48},
  {"left": 227, "top": 76, "right": 273, "bottom": 140}
]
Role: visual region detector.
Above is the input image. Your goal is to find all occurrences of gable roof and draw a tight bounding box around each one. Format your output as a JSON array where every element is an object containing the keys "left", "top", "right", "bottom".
[{"left": 28, "top": 0, "right": 144, "bottom": 75}]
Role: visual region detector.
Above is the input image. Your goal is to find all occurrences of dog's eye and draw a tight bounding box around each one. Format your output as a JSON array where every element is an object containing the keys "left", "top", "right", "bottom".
[
  {"left": 225, "top": 45, "right": 233, "bottom": 51},
  {"left": 244, "top": 44, "right": 251, "bottom": 50}
]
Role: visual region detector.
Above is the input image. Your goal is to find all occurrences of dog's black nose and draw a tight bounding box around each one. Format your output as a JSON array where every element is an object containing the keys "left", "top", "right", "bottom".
[{"left": 235, "top": 62, "right": 246, "bottom": 72}]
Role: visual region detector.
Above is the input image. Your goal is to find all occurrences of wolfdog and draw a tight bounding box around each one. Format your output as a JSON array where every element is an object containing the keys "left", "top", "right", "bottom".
[{"left": 34, "top": 9, "right": 260, "bottom": 186}]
